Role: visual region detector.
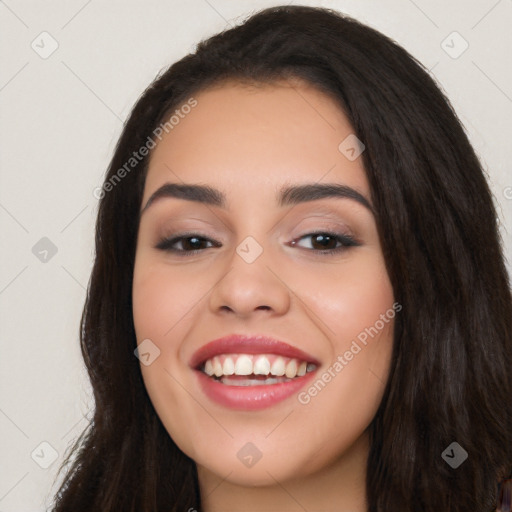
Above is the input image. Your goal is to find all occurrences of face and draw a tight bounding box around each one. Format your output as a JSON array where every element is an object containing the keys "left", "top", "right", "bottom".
[{"left": 132, "top": 80, "right": 396, "bottom": 488}]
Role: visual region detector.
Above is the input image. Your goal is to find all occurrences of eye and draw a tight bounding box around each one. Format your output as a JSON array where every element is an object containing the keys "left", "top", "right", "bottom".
[
  {"left": 155, "top": 233, "right": 220, "bottom": 254},
  {"left": 290, "top": 232, "right": 360, "bottom": 255},
  {"left": 155, "top": 231, "right": 360, "bottom": 256}
]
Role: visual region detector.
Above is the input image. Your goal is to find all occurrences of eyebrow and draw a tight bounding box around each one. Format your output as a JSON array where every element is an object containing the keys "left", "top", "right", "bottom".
[{"left": 140, "top": 182, "right": 374, "bottom": 215}]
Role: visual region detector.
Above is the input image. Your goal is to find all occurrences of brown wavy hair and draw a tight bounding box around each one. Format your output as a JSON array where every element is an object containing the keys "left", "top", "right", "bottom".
[{"left": 50, "top": 5, "right": 512, "bottom": 511}]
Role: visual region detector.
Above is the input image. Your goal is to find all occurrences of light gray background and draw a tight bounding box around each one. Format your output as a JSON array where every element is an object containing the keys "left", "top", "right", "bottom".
[{"left": 1, "top": 0, "right": 511, "bottom": 510}]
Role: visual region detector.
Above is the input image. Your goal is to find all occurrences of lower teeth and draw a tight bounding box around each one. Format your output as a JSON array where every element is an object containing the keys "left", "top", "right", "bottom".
[{"left": 217, "top": 376, "right": 293, "bottom": 386}]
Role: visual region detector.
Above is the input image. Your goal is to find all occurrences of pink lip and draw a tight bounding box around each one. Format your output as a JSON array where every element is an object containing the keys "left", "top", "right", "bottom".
[
  {"left": 190, "top": 334, "right": 320, "bottom": 411},
  {"left": 195, "top": 370, "right": 317, "bottom": 410},
  {"left": 189, "top": 333, "right": 320, "bottom": 369}
]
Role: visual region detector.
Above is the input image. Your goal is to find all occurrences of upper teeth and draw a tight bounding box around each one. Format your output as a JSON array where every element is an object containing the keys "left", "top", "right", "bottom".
[{"left": 202, "top": 354, "right": 315, "bottom": 379}]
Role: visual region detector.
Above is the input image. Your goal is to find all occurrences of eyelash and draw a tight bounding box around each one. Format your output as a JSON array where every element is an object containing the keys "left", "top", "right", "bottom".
[{"left": 155, "top": 231, "right": 360, "bottom": 256}]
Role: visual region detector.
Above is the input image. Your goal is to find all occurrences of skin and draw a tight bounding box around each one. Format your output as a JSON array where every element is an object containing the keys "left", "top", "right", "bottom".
[{"left": 132, "top": 79, "right": 396, "bottom": 511}]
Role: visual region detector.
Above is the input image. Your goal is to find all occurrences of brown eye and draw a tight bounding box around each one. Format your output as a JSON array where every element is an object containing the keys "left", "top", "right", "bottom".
[
  {"left": 290, "top": 232, "right": 359, "bottom": 255},
  {"left": 155, "top": 233, "right": 220, "bottom": 254}
]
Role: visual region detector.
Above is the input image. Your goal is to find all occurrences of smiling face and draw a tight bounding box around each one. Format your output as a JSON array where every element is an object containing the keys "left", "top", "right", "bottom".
[{"left": 132, "top": 79, "right": 396, "bottom": 492}]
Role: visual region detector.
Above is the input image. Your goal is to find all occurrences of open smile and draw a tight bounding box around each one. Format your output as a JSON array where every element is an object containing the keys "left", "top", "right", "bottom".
[{"left": 191, "top": 334, "right": 320, "bottom": 410}]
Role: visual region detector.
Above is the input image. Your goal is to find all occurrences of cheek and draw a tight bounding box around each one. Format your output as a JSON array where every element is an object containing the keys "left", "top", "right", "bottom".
[
  {"left": 132, "top": 260, "right": 205, "bottom": 339},
  {"left": 131, "top": 259, "right": 205, "bottom": 454},
  {"left": 296, "top": 250, "right": 395, "bottom": 350},
  {"left": 131, "top": 260, "right": 202, "bottom": 406},
  {"left": 293, "top": 252, "right": 395, "bottom": 441}
]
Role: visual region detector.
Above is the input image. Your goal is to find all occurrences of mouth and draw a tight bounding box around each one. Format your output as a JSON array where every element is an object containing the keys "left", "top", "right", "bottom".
[
  {"left": 200, "top": 353, "right": 317, "bottom": 385},
  {"left": 190, "top": 334, "right": 320, "bottom": 410}
]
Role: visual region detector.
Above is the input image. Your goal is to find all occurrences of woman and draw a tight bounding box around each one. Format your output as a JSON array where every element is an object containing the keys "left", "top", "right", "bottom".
[{"left": 50, "top": 5, "right": 512, "bottom": 511}]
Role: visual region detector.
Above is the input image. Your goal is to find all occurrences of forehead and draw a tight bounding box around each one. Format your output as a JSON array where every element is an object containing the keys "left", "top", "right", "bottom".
[{"left": 143, "top": 80, "right": 369, "bottom": 203}]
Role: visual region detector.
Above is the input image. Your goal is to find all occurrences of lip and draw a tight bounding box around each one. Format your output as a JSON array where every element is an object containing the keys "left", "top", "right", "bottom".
[
  {"left": 190, "top": 333, "right": 320, "bottom": 411},
  {"left": 195, "top": 370, "right": 317, "bottom": 410},
  {"left": 189, "top": 333, "right": 320, "bottom": 369}
]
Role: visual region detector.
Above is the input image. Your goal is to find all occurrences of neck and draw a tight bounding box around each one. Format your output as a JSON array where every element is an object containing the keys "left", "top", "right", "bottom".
[{"left": 197, "top": 432, "right": 369, "bottom": 512}]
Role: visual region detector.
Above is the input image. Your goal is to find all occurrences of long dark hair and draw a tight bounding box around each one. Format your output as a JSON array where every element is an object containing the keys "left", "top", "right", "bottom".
[{"left": 50, "top": 5, "right": 512, "bottom": 511}]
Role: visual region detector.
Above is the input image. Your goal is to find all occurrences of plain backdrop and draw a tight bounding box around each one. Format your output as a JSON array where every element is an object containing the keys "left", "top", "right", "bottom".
[{"left": 1, "top": 0, "right": 511, "bottom": 510}]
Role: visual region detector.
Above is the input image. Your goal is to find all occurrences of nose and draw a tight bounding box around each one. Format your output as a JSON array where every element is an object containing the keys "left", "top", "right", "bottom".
[{"left": 208, "top": 241, "right": 291, "bottom": 319}]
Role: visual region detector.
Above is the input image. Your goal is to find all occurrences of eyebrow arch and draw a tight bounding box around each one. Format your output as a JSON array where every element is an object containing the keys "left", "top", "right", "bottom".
[
  {"left": 140, "top": 182, "right": 374, "bottom": 215},
  {"left": 279, "top": 183, "right": 373, "bottom": 213}
]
